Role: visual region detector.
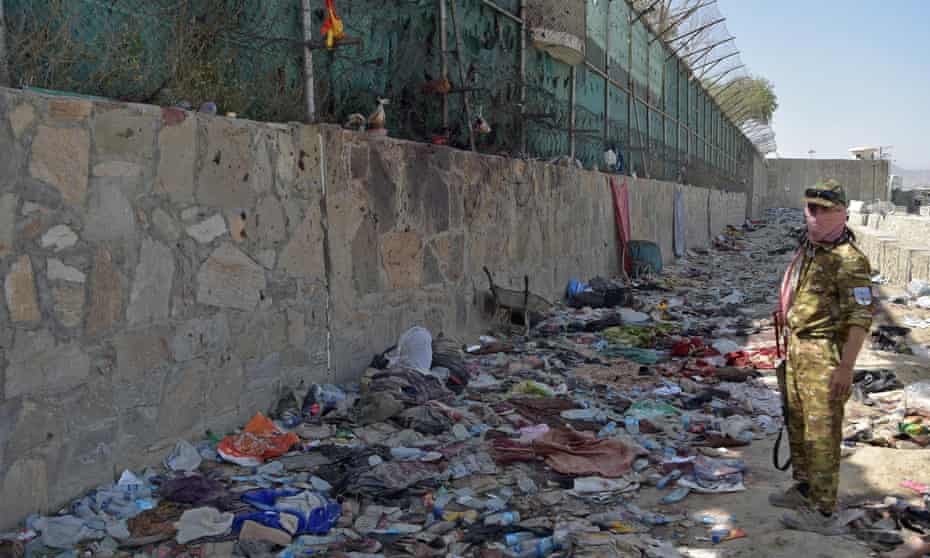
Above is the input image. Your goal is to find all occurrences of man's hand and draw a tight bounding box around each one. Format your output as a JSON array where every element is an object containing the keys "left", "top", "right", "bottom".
[{"left": 830, "top": 364, "right": 854, "bottom": 401}]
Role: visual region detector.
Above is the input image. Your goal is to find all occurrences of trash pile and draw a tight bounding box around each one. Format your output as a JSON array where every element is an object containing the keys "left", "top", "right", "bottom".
[{"left": 2, "top": 208, "right": 925, "bottom": 557}]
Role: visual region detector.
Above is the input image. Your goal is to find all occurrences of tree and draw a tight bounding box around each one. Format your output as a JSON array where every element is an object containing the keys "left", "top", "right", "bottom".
[{"left": 713, "top": 76, "right": 778, "bottom": 124}]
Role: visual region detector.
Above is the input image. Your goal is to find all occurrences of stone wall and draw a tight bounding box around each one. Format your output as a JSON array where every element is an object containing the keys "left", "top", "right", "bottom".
[
  {"left": 764, "top": 158, "right": 890, "bottom": 210},
  {"left": 0, "top": 87, "right": 746, "bottom": 528},
  {"left": 849, "top": 210, "right": 930, "bottom": 288}
]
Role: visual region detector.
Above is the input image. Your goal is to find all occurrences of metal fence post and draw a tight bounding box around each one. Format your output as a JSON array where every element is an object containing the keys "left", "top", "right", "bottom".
[
  {"left": 301, "top": 0, "right": 316, "bottom": 123},
  {"left": 0, "top": 0, "right": 10, "bottom": 87}
]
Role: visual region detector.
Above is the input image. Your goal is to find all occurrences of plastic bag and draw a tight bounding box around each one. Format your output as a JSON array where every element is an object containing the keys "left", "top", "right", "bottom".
[
  {"left": 387, "top": 326, "right": 433, "bottom": 372},
  {"left": 238, "top": 489, "right": 341, "bottom": 535},
  {"left": 217, "top": 413, "right": 299, "bottom": 467},
  {"left": 626, "top": 400, "right": 680, "bottom": 421},
  {"left": 905, "top": 381, "right": 930, "bottom": 416}
]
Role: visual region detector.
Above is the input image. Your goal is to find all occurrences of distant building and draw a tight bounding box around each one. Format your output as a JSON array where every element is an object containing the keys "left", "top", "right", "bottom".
[{"left": 849, "top": 146, "right": 881, "bottom": 160}]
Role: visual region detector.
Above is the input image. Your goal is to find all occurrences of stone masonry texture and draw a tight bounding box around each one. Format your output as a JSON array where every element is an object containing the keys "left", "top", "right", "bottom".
[{"left": 0, "top": 87, "right": 750, "bottom": 529}]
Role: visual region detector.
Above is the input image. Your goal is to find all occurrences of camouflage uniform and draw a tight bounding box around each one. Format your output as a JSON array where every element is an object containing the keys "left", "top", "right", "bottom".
[{"left": 784, "top": 181, "right": 875, "bottom": 512}]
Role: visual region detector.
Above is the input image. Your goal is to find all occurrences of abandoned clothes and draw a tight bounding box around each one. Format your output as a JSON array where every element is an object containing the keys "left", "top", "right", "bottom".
[
  {"left": 126, "top": 502, "right": 183, "bottom": 539},
  {"left": 355, "top": 392, "right": 405, "bottom": 425},
  {"left": 505, "top": 397, "right": 577, "bottom": 428},
  {"left": 398, "top": 405, "right": 453, "bottom": 434},
  {"left": 352, "top": 462, "right": 444, "bottom": 496},
  {"left": 173, "top": 507, "right": 234, "bottom": 544},
  {"left": 493, "top": 428, "right": 645, "bottom": 478},
  {"left": 158, "top": 475, "right": 236, "bottom": 511},
  {"left": 367, "top": 368, "right": 453, "bottom": 405}
]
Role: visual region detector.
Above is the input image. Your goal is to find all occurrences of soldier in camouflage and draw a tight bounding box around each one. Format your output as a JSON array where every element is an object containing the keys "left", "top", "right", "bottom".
[{"left": 770, "top": 180, "right": 875, "bottom": 535}]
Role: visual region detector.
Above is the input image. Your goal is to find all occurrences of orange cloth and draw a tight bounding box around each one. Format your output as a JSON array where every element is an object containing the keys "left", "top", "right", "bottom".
[{"left": 217, "top": 413, "right": 299, "bottom": 467}]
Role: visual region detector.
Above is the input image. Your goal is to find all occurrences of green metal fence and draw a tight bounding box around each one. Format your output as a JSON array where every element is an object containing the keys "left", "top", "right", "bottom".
[{"left": 2, "top": 0, "right": 759, "bottom": 187}]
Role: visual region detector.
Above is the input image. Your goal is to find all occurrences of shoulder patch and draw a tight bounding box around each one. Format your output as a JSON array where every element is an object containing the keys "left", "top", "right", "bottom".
[{"left": 853, "top": 287, "right": 872, "bottom": 306}]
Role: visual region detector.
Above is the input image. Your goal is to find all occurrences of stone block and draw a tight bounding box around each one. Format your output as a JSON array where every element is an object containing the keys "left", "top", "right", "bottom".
[
  {"left": 47, "top": 258, "right": 86, "bottom": 283},
  {"left": 170, "top": 313, "right": 230, "bottom": 362},
  {"left": 238, "top": 378, "right": 278, "bottom": 419},
  {"left": 250, "top": 129, "right": 274, "bottom": 195},
  {"left": 245, "top": 352, "right": 282, "bottom": 383},
  {"left": 115, "top": 326, "right": 170, "bottom": 383},
  {"left": 151, "top": 208, "right": 180, "bottom": 241},
  {"left": 93, "top": 106, "right": 156, "bottom": 160},
  {"left": 93, "top": 161, "right": 143, "bottom": 178},
  {"left": 127, "top": 238, "right": 175, "bottom": 325},
  {"left": 252, "top": 196, "right": 287, "bottom": 246},
  {"left": 275, "top": 130, "right": 298, "bottom": 189},
  {"left": 292, "top": 125, "right": 324, "bottom": 199},
  {"left": 205, "top": 355, "right": 244, "bottom": 416},
  {"left": 351, "top": 216, "right": 381, "bottom": 296},
  {"left": 29, "top": 126, "right": 90, "bottom": 205},
  {"left": 0, "top": 193, "right": 17, "bottom": 257},
  {"left": 49, "top": 422, "right": 118, "bottom": 508},
  {"left": 381, "top": 231, "right": 423, "bottom": 290},
  {"left": 0, "top": 458, "right": 48, "bottom": 530},
  {"left": 40, "top": 224, "right": 79, "bottom": 251},
  {"left": 118, "top": 405, "right": 159, "bottom": 444},
  {"left": 366, "top": 145, "right": 399, "bottom": 233},
  {"left": 9, "top": 102, "right": 36, "bottom": 138},
  {"left": 158, "top": 360, "right": 206, "bottom": 439},
  {"left": 197, "top": 119, "right": 256, "bottom": 209},
  {"left": 287, "top": 309, "right": 306, "bottom": 347},
  {"left": 5, "top": 255, "right": 40, "bottom": 322},
  {"left": 84, "top": 182, "right": 137, "bottom": 241},
  {"left": 6, "top": 329, "right": 90, "bottom": 398},
  {"left": 48, "top": 98, "right": 92, "bottom": 121},
  {"left": 196, "top": 243, "right": 266, "bottom": 311},
  {"left": 186, "top": 214, "right": 228, "bottom": 244},
  {"left": 62, "top": 379, "right": 118, "bottom": 431},
  {"left": 156, "top": 113, "right": 196, "bottom": 203},
  {"left": 52, "top": 284, "right": 85, "bottom": 328},
  {"left": 86, "top": 247, "right": 124, "bottom": 336},
  {"left": 113, "top": 368, "right": 166, "bottom": 409},
  {"left": 404, "top": 155, "right": 450, "bottom": 235},
  {"left": 6, "top": 398, "right": 66, "bottom": 455},
  {"left": 279, "top": 209, "right": 325, "bottom": 278},
  {"left": 257, "top": 249, "right": 276, "bottom": 270}
]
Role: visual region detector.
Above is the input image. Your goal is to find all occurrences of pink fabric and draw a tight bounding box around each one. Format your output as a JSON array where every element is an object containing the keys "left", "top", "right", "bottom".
[
  {"left": 805, "top": 204, "right": 847, "bottom": 243},
  {"left": 610, "top": 177, "right": 632, "bottom": 275}
]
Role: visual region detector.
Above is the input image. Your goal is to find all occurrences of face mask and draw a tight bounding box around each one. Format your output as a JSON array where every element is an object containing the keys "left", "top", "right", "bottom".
[{"left": 805, "top": 204, "right": 847, "bottom": 243}]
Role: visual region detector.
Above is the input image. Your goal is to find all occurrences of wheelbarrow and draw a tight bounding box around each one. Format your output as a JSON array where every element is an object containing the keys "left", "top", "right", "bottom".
[{"left": 483, "top": 266, "right": 552, "bottom": 335}]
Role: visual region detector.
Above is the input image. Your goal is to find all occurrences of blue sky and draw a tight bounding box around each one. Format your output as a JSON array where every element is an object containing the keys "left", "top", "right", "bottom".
[{"left": 717, "top": 0, "right": 930, "bottom": 169}]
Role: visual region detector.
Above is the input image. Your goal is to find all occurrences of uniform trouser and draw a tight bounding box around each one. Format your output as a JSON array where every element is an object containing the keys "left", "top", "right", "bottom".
[{"left": 785, "top": 334, "right": 848, "bottom": 512}]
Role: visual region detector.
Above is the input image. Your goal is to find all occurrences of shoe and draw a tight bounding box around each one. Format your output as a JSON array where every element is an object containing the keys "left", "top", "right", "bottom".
[
  {"left": 769, "top": 484, "right": 810, "bottom": 510},
  {"left": 781, "top": 507, "right": 865, "bottom": 536}
]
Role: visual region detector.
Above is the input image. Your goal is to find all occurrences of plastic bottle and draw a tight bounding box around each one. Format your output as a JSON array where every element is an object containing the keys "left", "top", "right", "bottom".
[
  {"left": 391, "top": 447, "right": 426, "bottom": 461},
  {"left": 433, "top": 488, "right": 453, "bottom": 519},
  {"left": 711, "top": 527, "right": 730, "bottom": 544},
  {"left": 625, "top": 416, "right": 640, "bottom": 435},
  {"left": 484, "top": 511, "right": 520, "bottom": 526},
  {"left": 656, "top": 469, "right": 682, "bottom": 489},
  {"left": 504, "top": 532, "right": 537, "bottom": 547},
  {"left": 597, "top": 422, "right": 617, "bottom": 438},
  {"left": 510, "top": 537, "right": 559, "bottom": 557}
]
